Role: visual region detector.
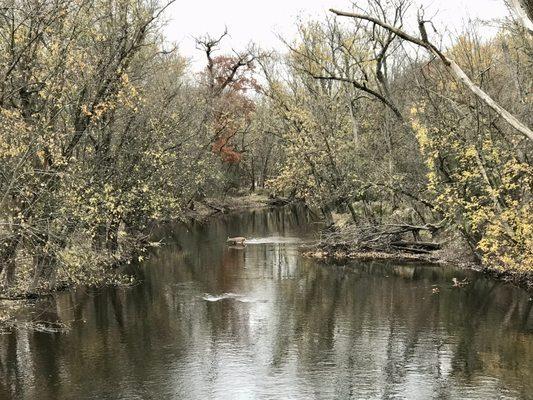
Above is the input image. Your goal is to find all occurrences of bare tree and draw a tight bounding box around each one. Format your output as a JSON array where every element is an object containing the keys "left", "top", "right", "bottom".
[{"left": 329, "top": 6, "right": 533, "bottom": 142}]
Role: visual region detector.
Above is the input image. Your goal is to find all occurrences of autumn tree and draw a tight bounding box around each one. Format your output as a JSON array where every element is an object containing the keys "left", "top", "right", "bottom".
[
  {"left": 196, "top": 31, "right": 264, "bottom": 191},
  {"left": 0, "top": 0, "right": 224, "bottom": 294}
]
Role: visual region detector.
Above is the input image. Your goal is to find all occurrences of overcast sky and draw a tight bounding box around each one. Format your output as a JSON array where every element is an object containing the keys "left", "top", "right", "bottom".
[{"left": 163, "top": 0, "right": 510, "bottom": 68}]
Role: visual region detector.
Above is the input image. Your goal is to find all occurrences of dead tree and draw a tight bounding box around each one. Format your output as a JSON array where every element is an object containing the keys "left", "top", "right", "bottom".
[{"left": 318, "top": 223, "right": 443, "bottom": 254}]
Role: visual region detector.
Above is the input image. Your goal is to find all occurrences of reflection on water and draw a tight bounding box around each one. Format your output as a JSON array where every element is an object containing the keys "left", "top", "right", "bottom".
[
  {"left": 245, "top": 237, "right": 302, "bottom": 244},
  {"left": 0, "top": 206, "right": 532, "bottom": 400},
  {"left": 201, "top": 293, "right": 267, "bottom": 303}
]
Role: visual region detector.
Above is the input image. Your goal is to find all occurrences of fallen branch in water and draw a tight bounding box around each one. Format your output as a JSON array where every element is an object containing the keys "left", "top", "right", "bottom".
[{"left": 316, "top": 223, "right": 444, "bottom": 255}]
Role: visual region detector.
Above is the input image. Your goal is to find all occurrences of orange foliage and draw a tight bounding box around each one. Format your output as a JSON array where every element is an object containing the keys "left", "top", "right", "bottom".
[{"left": 206, "top": 56, "right": 259, "bottom": 164}]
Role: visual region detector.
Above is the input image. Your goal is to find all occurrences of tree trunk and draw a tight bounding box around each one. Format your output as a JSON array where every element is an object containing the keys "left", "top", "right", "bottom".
[
  {"left": 347, "top": 202, "right": 358, "bottom": 224},
  {"left": 509, "top": 0, "right": 533, "bottom": 32},
  {"left": 31, "top": 250, "right": 57, "bottom": 291},
  {"left": 106, "top": 220, "right": 120, "bottom": 253},
  {"left": 92, "top": 224, "right": 107, "bottom": 250},
  {"left": 0, "top": 235, "right": 20, "bottom": 290}
]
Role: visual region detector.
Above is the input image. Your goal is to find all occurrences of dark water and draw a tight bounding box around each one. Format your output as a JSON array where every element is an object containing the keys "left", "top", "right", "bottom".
[{"left": 1, "top": 207, "right": 532, "bottom": 400}]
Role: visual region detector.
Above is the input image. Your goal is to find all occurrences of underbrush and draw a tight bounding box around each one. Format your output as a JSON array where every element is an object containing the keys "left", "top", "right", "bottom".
[{"left": 0, "top": 232, "right": 144, "bottom": 300}]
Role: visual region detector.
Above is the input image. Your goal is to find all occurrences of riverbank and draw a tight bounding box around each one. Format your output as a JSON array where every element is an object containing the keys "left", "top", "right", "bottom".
[
  {"left": 3, "top": 204, "right": 532, "bottom": 400},
  {"left": 303, "top": 240, "right": 533, "bottom": 293},
  {"left": 195, "top": 202, "right": 533, "bottom": 292},
  {"left": 184, "top": 194, "right": 273, "bottom": 222},
  {"left": 0, "top": 194, "right": 278, "bottom": 303}
]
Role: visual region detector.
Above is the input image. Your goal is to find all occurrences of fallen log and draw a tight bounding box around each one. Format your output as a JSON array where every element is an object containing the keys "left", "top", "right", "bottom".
[
  {"left": 317, "top": 222, "right": 444, "bottom": 256},
  {"left": 390, "top": 245, "right": 433, "bottom": 254},
  {"left": 390, "top": 241, "right": 441, "bottom": 251},
  {"left": 204, "top": 202, "right": 226, "bottom": 213}
]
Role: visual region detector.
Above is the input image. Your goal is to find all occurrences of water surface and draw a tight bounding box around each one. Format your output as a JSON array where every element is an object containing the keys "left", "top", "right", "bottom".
[{"left": 1, "top": 207, "right": 532, "bottom": 400}]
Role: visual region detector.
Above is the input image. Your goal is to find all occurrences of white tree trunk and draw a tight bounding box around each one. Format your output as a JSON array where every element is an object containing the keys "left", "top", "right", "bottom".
[{"left": 508, "top": 0, "right": 533, "bottom": 32}]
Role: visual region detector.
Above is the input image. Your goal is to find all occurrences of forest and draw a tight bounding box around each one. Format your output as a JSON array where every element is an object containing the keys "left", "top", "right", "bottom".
[{"left": 0, "top": 0, "right": 532, "bottom": 298}]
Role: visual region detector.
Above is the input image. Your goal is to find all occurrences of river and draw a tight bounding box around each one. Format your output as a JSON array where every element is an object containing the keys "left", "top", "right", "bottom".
[{"left": 0, "top": 206, "right": 532, "bottom": 400}]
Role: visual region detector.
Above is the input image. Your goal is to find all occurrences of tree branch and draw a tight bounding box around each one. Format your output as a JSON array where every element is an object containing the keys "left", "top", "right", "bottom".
[
  {"left": 311, "top": 74, "right": 404, "bottom": 120},
  {"left": 508, "top": 0, "right": 533, "bottom": 32},
  {"left": 330, "top": 8, "right": 533, "bottom": 142}
]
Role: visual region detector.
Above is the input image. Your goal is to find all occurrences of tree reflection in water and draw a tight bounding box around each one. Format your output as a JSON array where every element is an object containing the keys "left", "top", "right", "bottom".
[{"left": 0, "top": 206, "right": 532, "bottom": 400}]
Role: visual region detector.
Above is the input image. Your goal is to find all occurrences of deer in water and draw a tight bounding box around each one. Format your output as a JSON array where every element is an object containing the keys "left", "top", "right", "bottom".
[
  {"left": 452, "top": 277, "right": 469, "bottom": 288},
  {"left": 227, "top": 236, "right": 246, "bottom": 245}
]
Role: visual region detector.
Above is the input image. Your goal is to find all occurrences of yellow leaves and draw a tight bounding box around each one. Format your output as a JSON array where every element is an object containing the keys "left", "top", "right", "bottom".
[
  {"left": 0, "top": 0, "right": 218, "bottom": 294},
  {"left": 411, "top": 88, "right": 532, "bottom": 272},
  {"left": 410, "top": 105, "right": 436, "bottom": 155},
  {"left": 117, "top": 73, "right": 142, "bottom": 111},
  {"left": 121, "top": 73, "right": 130, "bottom": 85},
  {"left": 93, "top": 100, "right": 115, "bottom": 119},
  {"left": 0, "top": 108, "right": 32, "bottom": 159},
  {"left": 478, "top": 204, "right": 533, "bottom": 272},
  {"left": 81, "top": 104, "right": 92, "bottom": 117},
  {"left": 79, "top": 74, "right": 141, "bottom": 123},
  {"left": 448, "top": 34, "right": 498, "bottom": 76},
  {"left": 463, "top": 146, "right": 477, "bottom": 159},
  {"left": 411, "top": 116, "right": 430, "bottom": 151}
]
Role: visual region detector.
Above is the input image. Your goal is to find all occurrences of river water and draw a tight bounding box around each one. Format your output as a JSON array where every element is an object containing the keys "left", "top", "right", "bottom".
[{"left": 1, "top": 206, "right": 532, "bottom": 400}]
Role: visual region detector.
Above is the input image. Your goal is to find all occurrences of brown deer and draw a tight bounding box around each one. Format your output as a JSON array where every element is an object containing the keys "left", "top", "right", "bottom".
[{"left": 227, "top": 236, "right": 246, "bottom": 245}]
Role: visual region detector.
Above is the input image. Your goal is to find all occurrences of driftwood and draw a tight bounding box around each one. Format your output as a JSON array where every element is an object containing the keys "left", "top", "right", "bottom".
[
  {"left": 204, "top": 202, "right": 226, "bottom": 213},
  {"left": 317, "top": 223, "right": 443, "bottom": 255},
  {"left": 390, "top": 240, "right": 441, "bottom": 253}
]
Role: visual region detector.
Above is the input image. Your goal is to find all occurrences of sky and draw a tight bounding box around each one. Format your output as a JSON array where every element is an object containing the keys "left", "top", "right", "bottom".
[{"left": 163, "top": 0, "right": 510, "bottom": 69}]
